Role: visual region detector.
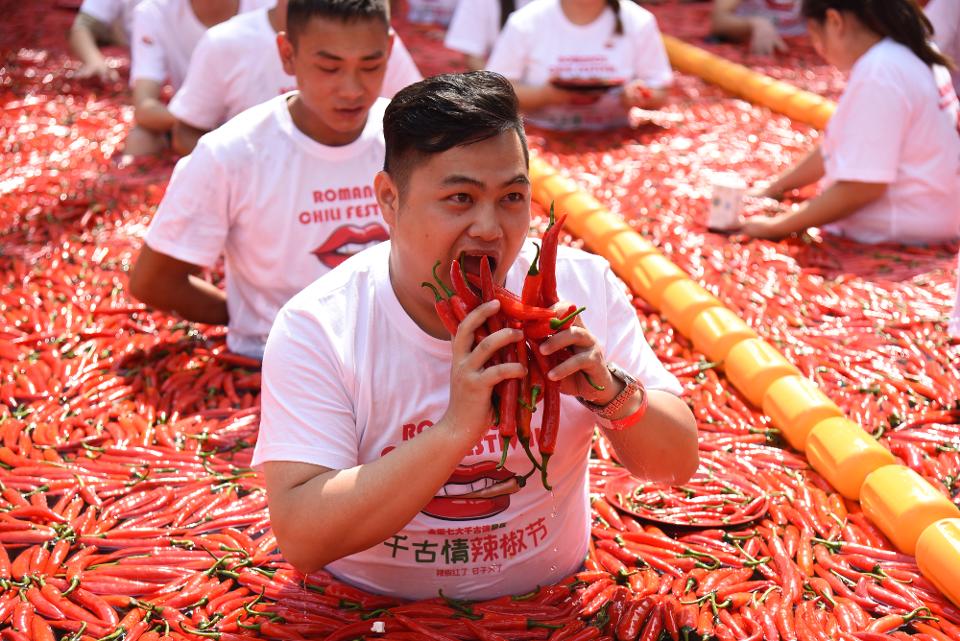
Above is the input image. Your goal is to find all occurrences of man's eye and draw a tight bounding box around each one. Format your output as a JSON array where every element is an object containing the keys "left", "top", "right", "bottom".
[
  {"left": 361, "top": 64, "right": 384, "bottom": 73},
  {"left": 448, "top": 193, "right": 472, "bottom": 204},
  {"left": 503, "top": 192, "right": 525, "bottom": 203},
  {"left": 317, "top": 66, "right": 338, "bottom": 73}
]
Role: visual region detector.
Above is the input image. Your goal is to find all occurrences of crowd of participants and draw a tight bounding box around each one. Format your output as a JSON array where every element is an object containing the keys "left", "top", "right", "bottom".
[{"left": 56, "top": 0, "right": 960, "bottom": 600}]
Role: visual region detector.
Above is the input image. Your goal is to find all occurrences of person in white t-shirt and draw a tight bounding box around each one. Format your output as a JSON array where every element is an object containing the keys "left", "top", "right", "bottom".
[
  {"left": 928, "top": 0, "right": 960, "bottom": 94},
  {"left": 128, "top": 0, "right": 396, "bottom": 359},
  {"left": 253, "top": 71, "right": 698, "bottom": 600},
  {"left": 736, "top": 0, "right": 960, "bottom": 245},
  {"left": 68, "top": 0, "right": 146, "bottom": 83},
  {"left": 168, "top": 0, "right": 422, "bottom": 155},
  {"left": 124, "top": 0, "right": 270, "bottom": 156},
  {"left": 444, "top": 0, "right": 534, "bottom": 71},
  {"left": 486, "top": 0, "right": 673, "bottom": 131},
  {"left": 710, "top": 0, "right": 804, "bottom": 56}
]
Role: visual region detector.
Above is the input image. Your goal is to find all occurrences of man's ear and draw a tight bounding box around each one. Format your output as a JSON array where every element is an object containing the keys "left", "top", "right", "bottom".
[
  {"left": 375, "top": 171, "right": 400, "bottom": 227},
  {"left": 277, "top": 31, "right": 295, "bottom": 76}
]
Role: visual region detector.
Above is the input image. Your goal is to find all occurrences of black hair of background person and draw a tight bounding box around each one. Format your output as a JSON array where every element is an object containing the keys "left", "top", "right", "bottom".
[
  {"left": 286, "top": 0, "right": 390, "bottom": 44},
  {"left": 802, "top": 0, "right": 956, "bottom": 70},
  {"left": 382, "top": 71, "right": 530, "bottom": 191}
]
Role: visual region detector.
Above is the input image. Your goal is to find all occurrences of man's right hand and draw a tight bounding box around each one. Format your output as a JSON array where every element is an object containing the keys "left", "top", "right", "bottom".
[
  {"left": 749, "top": 17, "right": 788, "bottom": 56},
  {"left": 77, "top": 60, "right": 119, "bottom": 83},
  {"left": 442, "top": 300, "right": 525, "bottom": 445}
]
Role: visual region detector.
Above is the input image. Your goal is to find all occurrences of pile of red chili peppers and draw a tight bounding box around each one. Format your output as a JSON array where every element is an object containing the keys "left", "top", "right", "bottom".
[
  {"left": 0, "top": 0, "right": 958, "bottom": 640},
  {"left": 425, "top": 209, "right": 593, "bottom": 489}
]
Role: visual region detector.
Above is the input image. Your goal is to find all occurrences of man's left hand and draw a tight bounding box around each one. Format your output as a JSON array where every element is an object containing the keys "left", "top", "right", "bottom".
[{"left": 536, "top": 303, "right": 621, "bottom": 405}]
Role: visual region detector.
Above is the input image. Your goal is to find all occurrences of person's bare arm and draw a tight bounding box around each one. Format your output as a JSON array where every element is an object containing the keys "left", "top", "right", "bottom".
[
  {"left": 621, "top": 82, "right": 670, "bottom": 111},
  {"left": 172, "top": 120, "right": 210, "bottom": 156},
  {"left": 510, "top": 81, "right": 585, "bottom": 112},
  {"left": 69, "top": 13, "right": 119, "bottom": 82},
  {"left": 128, "top": 245, "right": 228, "bottom": 325},
  {"left": 132, "top": 79, "right": 176, "bottom": 132},
  {"left": 263, "top": 302, "right": 525, "bottom": 573},
  {"left": 739, "top": 180, "right": 887, "bottom": 240},
  {"left": 602, "top": 391, "right": 698, "bottom": 484},
  {"left": 712, "top": 0, "right": 786, "bottom": 55},
  {"left": 757, "top": 146, "right": 825, "bottom": 199}
]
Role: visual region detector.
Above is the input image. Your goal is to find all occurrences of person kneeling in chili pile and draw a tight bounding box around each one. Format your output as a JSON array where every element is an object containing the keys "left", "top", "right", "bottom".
[{"left": 253, "top": 71, "right": 698, "bottom": 601}]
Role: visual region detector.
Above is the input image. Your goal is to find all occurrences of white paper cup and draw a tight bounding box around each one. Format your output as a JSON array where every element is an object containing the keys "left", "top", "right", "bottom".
[{"left": 709, "top": 175, "right": 747, "bottom": 230}]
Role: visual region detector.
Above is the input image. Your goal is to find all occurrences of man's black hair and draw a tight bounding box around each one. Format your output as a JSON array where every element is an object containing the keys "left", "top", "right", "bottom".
[
  {"left": 383, "top": 71, "right": 528, "bottom": 190},
  {"left": 286, "top": 0, "right": 390, "bottom": 45}
]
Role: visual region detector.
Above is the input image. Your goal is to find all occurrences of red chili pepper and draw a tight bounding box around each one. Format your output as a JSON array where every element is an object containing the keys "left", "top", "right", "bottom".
[
  {"left": 539, "top": 206, "right": 567, "bottom": 307},
  {"left": 422, "top": 282, "right": 459, "bottom": 337}
]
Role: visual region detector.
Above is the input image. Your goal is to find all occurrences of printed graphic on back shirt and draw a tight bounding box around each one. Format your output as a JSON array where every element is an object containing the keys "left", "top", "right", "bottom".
[{"left": 300, "top": 185, "right": 388, "bottom": 268}]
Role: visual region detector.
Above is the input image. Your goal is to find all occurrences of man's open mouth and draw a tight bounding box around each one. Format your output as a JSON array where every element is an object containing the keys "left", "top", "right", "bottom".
[
  {"left": 422, "top": 460, "right": 520, "bottom": 521},
  {"left": 311, "top": 223, "right": 389, "bottom": 269}
]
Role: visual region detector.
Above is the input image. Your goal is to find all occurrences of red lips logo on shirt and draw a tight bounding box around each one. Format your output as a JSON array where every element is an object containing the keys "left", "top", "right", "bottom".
[
  {"left": 765, "top": 0, "right": 798, "bottom": 10},
  {"left": 422, "top": 460, "right": 523, "bottom": 521},
  {"left": 141, "top": 36, "right": 154, "bottom": 45},
  {"left": 311, "top": 223, "right": 389, "bottom": 269}
]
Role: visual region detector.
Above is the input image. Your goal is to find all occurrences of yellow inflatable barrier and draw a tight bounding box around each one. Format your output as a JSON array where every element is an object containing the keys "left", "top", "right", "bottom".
[
  {"left": 723, "top": 337, "right": 800, "bottom": 406},
  {"left": 916, "top": 519, "right": 960, "bottom": 610},
  {"left": 761, "top": 375, "right": 844, "bottom": 451},
  {"left": 805, "top": 417, "right": 897, "bottom": 500},
  {"left": 861, "top": 465, "right": 960, "bottom": 555},
  {"left": 662, "top": 35, "right": 836, "bottom": 130},
  {"left": 689, "top": 307, "right": 757, "bottom": 363},
  {"left": 629, "top": 253, "right": 688, "bottom": 308},
  {"left": 659, "top": 279, "right": 723, "bottom": 337}
]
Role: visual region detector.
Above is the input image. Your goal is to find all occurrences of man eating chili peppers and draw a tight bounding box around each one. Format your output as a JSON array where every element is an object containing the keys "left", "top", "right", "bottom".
[{"left": 253, "top": 71, "right": 698, "bottom": 601}]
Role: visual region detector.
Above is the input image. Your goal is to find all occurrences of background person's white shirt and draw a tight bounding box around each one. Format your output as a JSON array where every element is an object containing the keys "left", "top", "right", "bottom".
[
  {"left": 144, "top": 94, "right": 390, "bottom": 358},
  {"left": 169, "top": 8, "right": 422, "bottom": 131},
  {"left": 821, "top": 39, "right": 960, "bottom": 245},
  {"left": 733, "top": 0, "right": 805, "bottom": 37},
  {"left": 487, "top": 0, "right": 673, "bottom": 130},
  {"left": 252, "top": 240, "right": 682, "bottom": 601},
  {"left": 444, "top": 0, "right": 534, "bottom": 60},
  {"left": 129, "top": 0, "right": 270, "bottom": 90},
  {"left": 79, "top": 0, "right": 145, "bottom": 42},
  {"left": 407, "top": 0, "right": 459, "bottom": 25},
  {"left": 927, "top": 0, "right": 960, "bottom": 94}
]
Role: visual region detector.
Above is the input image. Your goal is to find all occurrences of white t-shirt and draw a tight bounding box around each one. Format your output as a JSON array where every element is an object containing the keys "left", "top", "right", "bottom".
[
  {"left": 252, "top": 240, "right": 682, "bottom": 601},
  {"left": 129, "top": 0, "right": 270, "bottom": 90},
  {"left": 407, "top": 0, "right": 459, "bottom": 25},
  {"left": 487, "top": 0, "right": 673, "bottom": 130},
  {"left": 821, "top": 39, "right": 960, "bottom": 245},
  {"left": 927, "top": 0, "right": 960, "bottom": 93},
  {"left": 144, "top": 94, "right": 390, "bottom": 358},
  {"left": 444, "top": 0, "right": 535, "bottom": 60},
  {"left": 168, "top": 9, "right": 421, "bottom": 131},
  {"left": 733, "top": 0, "right": 805, "bottom": 37},
  {"left": 80, "top": 0, "right": 145, "bottom": 42}
]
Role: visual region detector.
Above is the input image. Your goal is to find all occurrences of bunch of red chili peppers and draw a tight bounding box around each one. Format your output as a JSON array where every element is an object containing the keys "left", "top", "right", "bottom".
[{"left": 424, "top": 208, "right": 597, "bottom": 490}]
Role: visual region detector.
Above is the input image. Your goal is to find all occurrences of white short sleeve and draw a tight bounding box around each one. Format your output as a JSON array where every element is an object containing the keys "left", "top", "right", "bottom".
[
  {"left": 444, "top": 1, "right": 498, "bottom": 59},
  {"left": 826, "top": 76, "right": 909, "bottom": 184},
  {"left": 143, "top": 143, "right": 230, "bottom": 268},
  {"left": 80, "top": 0, "right": 123, "bottom": 24},
  {"left": 598, "top": 265, "right": 682, "bottom": 395},
  {"left": 381, "top": 35, "right": 423, "bottom": 98},
  {"left": 630, "top": 15, "right": 673, "bottom": 89},
  {"left": 130, "top": 2, "right": 167, "bottom": 84},
  {"left": 168, "top": 31, "right": 229, "bottom": 130},
  {"left": 486, "top": 14, "right": 530, "bottom": 82},
  {"left": 254, "top": 307, "right": 359, "bottom": 470}
]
